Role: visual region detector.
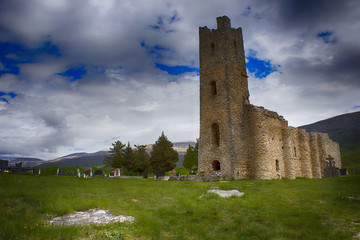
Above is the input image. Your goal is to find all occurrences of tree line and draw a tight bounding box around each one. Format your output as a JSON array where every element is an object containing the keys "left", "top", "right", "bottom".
[{"left": 104, "top": 132, "right": 198, "bottom": 177}]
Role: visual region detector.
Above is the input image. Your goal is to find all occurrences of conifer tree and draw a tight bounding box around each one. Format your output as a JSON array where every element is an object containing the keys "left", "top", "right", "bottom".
[
  {"left": 183, "top": 145, "right": 198, "bottom": 172},
  {"left": 104, "top": 140, "right": 126, "bottom": 168},
  {"left": 122, "top": 142, "right": 134, "bottom": 172},
  {"left": 150, "top": 132, "right": 178, "bottom": 175},
  {"left": 133, "top": 145, "right": 150, "bottom": 177},
  {"left": 194, "top": 138, "right": 199, "bottom": 155}
]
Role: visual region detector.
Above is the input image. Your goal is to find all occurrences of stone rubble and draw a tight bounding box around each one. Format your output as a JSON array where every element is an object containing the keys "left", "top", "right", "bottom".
[
  {"left": 207, "top": 189, "right": 244, "bottom": 198},
  {"left": 344, "top": 196, "right": 360, "bottom": 200},
  {"left": 50, "top": 209, "right": 134, "bottom": 226}
]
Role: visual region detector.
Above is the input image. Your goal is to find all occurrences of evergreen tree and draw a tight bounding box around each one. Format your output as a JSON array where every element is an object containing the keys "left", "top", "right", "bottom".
[
  {"left": 194, "top": 138, "right": 199, "bottom": 155},
  {"left": 183, "top": 145, "right": 198, "bottom": 172},
  {"left": 104, "top": 140, "right": 125, "bottom": 168},
  {"left": 133, "top": 145, "right": 150, "bottom": 177},
  {"left": 122, "top": 142, "right": 134, "bottom": 171},
  {"left": 150, "top": 132, "right": 179, "bottom": 175}
]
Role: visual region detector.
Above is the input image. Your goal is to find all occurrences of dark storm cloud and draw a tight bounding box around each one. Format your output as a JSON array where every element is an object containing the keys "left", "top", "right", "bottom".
[
  {"left": 254, "top": 0, "right": 358, "bottom": 31},
  {"left": 247, "top": 0, "right": 360, "bottom": 92},
  {"left": 282, "top": 45, "right": 360, "bottom": 87}
]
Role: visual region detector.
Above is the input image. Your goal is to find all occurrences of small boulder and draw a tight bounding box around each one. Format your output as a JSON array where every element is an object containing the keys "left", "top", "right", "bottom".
[{"left": 207, "top": 189, "right": 244, "bottom": 198}]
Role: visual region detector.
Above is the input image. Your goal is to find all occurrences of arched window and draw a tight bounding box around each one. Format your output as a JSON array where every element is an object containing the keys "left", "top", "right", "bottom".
[
  {"left": 212, "top": 160, "right": 221, "bottom": 171},
  {"left": 210, "top": 81, "right": 217, "bottom": 95},
  {"left": 211, "top": 123, "right": 220, "bottom": 146}
]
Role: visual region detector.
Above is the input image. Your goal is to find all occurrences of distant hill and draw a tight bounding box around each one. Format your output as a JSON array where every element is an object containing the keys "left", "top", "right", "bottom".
[
  {"left": 173, "top": 141, "right": 196, "bottom": 149},
  {"left": 298, "top": 111, "right": 360, "bottom": 153},
  {"left": 7, "top": 158, "right": 44, "bottom": 167},
  {"left": 35, "top": 142, "right": 196, "bottom": 168},
  {"left": 299, "top": 111, "right": 360, "bottom": 173},
  {"left": 36, "top": 151, "right": 109, "bottom": 168}
]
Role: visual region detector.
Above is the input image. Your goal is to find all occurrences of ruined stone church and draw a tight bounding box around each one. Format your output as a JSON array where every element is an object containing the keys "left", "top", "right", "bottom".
[{"left": 198, "top": 16, "right": 341, "bottom": 180}]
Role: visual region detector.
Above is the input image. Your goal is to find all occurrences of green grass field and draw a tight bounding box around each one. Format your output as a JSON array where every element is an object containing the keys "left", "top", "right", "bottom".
[{"left": 1, "top": 174, "right": 360, "bottom": 240}]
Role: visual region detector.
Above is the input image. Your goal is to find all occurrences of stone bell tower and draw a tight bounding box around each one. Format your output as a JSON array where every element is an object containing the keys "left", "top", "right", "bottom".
[{"left": 198, "top": 16, "right": 250, "bottom": 180}]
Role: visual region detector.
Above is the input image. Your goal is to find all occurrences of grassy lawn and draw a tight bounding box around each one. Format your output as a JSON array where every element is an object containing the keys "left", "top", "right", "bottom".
[{"left": 1, "top": 174, "right": 359, "bottom": 240}]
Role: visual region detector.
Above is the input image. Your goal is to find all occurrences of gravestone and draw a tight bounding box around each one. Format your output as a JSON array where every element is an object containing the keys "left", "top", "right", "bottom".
[
  {"left": 77, "top": 168, "right": 81, "bottom": 178},
  {"left": 115, "top": 168, "right": 120, "bottom": 177},
  {"left": 57, "top": 168, "right": 65, "bottom": 175},
  {"left": 323, "top": 155, "right": 341, "bottom": 178},
  {"left": 340, "top": 168, "right": 348, "bottom": 176},
  {"left": 156, "top": 171, "right": 162, "bottom": 179}
]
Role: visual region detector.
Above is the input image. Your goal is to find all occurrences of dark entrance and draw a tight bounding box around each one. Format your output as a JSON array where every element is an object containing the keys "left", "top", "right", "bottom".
[{"left": 212, "top": 160, "right": 221, "bottom": 171}]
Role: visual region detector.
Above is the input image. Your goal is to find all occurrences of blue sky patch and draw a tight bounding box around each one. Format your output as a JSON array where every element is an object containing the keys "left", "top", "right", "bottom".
[
  {"left": 317, "top": 31, "right": 337, "bottom": 43},
  {"left": 141, "top": 42, "right": 170, "bottom": 61},
  {"left": 0, "top": 91, "right": 17, "bottom": 103},
  {"left": 0, "top": 41, "right": 61, "bottom": 76},
  {"left": 36, "top": 41, "right": 61, "bottom": 57},
  {"left": 68, "top": 148, "right": 85, "bottom": 151},
  {"left": 155, "top": 63, "right": 199, "bottom": 75},
  {"left": 58, "top": 66, "right": 87, "bottom": 81},
  {"left": 149, "top": 16, "right": 164, "bottom": 30},
  {"left": 246, "top": 49, "right": 278, "bottom": 79}
]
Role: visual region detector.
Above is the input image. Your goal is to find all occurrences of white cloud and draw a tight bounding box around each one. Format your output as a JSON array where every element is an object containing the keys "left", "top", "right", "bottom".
[{"left": 0, "top": 0, "right": 359, "bottom": 159}]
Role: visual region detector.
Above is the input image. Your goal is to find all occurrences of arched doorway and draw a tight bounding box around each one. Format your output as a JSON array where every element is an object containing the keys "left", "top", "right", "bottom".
[{"left": 212, "top": 160, "right": 221, "bottom": 171}]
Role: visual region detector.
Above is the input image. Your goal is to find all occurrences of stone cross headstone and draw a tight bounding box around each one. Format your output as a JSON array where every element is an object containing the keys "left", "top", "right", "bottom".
[
  {"left": 56, "top": 168, "right": 60, "bottom": 175},
  {"left": 38, "top": 169, "right": 41, "bottom": 175},
  {"left": 77, "top": 168, "right": 81, "bottom": 178},
  {"left": 324, "top": 155, "right": 340, "bottom": 178},
  {"left": 89, "top": 169, "right": 93, "bottom": 177}
]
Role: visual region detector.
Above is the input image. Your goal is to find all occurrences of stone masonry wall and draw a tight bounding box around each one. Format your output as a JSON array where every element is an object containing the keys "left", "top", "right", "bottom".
[{"left": 198, "top": 16, "right": 341, "bottom": 180}]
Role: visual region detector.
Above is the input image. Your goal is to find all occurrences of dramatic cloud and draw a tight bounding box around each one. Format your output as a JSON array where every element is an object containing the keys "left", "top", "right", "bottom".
[{"left": 0, "top": 0, "right": 359, "bottom": 159}]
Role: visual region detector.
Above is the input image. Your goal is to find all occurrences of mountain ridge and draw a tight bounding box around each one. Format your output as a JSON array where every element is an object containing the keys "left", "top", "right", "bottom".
[{"left": 298, "top": 111, "right": 360, "bottom": 153}]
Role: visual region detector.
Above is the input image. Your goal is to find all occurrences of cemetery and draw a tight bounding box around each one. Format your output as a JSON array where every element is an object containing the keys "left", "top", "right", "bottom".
[{"left": 0, "top": 173, "right": 359, "bottom": 239}]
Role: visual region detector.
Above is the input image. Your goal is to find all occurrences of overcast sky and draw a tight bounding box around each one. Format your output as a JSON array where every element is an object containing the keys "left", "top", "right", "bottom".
[{"left": 1, "top": 0, "right": 359, "bottom": 160}]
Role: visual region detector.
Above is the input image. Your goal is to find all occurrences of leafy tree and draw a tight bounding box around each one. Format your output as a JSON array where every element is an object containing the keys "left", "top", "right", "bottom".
[
  {"left": 150, "top": 132, "right": 179, "bottom": 175},
  {"left": 183, "top": 145, "right": 198, "bottom": 172},
  {"left": 133, "top": 145, "right": 150, "bottom": 177},
  {"left": 104, "top": 140, "right": 126, "bottom": 168},
  {"left": 41, "top": 165, "right": 59, "bottom": 175},
  {"left": 176, "top": 166, "right": 188, "bottom": 176}
]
